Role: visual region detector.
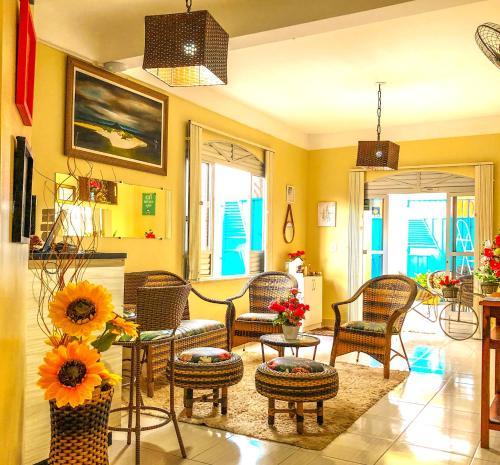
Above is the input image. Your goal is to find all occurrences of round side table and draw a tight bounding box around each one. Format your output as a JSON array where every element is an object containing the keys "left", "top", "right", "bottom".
[{"left": 259, "top": 333, "right": 320, "bottom": 362}]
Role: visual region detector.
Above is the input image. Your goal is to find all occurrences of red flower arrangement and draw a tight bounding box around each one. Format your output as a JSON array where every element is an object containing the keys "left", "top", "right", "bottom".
[
  {"left": 269, "top": 288, "right": 310, "bottom": 327},
  {"left": 288, "top": 250, "right": 305, "bottom": 260},
  {"left": 475, "top": 234, "right": 500, "bottom": 282},
  {"left": 439, "top": 275, "right": 460, "bottom": 288}
]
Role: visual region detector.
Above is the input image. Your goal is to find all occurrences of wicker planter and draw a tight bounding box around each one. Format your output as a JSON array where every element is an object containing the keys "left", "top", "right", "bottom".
[
  {"left": 49, "top": 387, "right": 113, "bottom": 465},
  {"left": 481, "top": 282, "right": 499, "bottom": 295},
  {"left": 442, "top": 286, "right": 459, "bottom": 300},
  {"left": 282, "top": 325, "right": 300, "bottom": 341}
]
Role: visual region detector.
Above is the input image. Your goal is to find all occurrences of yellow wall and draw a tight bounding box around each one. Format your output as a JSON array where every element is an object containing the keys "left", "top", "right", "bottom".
[
  {"left": 0, "top": 1, "right": 31, "bottom": 463},
  {"left": 32, "top": 43, "right": 309, "bottom": 316},
  {"left": 307, "top": 134, "right": 500, "bottom": 322}
]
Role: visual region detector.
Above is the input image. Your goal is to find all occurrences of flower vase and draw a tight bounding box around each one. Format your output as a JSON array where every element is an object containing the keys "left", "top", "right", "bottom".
[
  {"left": 481, "top": 282, "right": 499, "bottom": 295},
  {"left": 49, "top": 386, "right": 113, "bottom": 465},
  {"left": 282, "top": 325, "right": 300, "bottom": 341}
]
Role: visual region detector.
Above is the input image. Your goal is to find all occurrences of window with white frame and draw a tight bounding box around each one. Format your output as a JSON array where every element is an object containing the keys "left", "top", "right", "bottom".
[{"left": 198, "top": 142, "right": 266, "bottom": 279}]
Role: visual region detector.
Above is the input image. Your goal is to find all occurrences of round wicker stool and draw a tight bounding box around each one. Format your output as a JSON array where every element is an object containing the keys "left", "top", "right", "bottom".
[
  {"left": 173, "top": 348, "right": 244, "bottom": 417},
  {"left": 255, "top": 357, "right": 339, "bottom": 433}
]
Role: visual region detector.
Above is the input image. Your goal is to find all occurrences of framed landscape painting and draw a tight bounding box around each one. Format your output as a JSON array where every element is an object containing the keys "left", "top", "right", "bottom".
[{"left": 65, "top": 57, "right": 168, "bottom": 175}]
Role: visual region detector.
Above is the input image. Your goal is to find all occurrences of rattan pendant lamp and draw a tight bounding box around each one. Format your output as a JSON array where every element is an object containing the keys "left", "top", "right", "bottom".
[
  {"left": 143, "top": 0, "right": 229, "bottom": 87},
  {"left": 357, "top": 83, "right": 399, "bottom": 170}
]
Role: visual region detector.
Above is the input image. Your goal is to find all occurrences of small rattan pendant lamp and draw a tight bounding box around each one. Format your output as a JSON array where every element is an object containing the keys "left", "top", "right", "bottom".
[
  {"left": 143, "top": 0, "right": 229, "bottom": 87},
  {"left": 357, "top": 83, "right": 399, "bottom": 170}
]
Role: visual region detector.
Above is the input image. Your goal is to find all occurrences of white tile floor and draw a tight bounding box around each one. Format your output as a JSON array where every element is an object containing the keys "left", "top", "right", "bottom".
[{"left": 109, "top": 329, "right": 491, "bottom": 465}]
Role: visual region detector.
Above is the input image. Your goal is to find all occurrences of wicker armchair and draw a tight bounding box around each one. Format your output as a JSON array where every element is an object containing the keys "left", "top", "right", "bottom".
[
  {"left": 124, "top": 271, "right": 235, "bottom": 397},
  {"left": 331, "top": 275, "right": 417, "bottom": 378},
  {"left": 228, "top": 271, "right": 298, "bottom": 350}
]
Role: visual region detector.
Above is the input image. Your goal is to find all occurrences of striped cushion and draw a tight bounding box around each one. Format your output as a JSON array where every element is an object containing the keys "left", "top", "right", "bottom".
[
  {"left": 236, "top": 312, "right": 276, "bottom": 322},
  {"left": 120, "top": 319, "right": 225, "bottom": 342},
  {"left": 342, "top": 320, "right": 398, "bottom": 335},
  {"left": 178, "top": 347, "right": 232, "bottom": 363},
  {"left": 267, "top": 357, "right": 325, "bottom": 374}
]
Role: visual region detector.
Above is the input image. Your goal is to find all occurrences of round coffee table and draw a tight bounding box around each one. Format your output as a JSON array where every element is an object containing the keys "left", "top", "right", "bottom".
[{"left": 259, "top": 333, "right": 320, "bottom": 362}]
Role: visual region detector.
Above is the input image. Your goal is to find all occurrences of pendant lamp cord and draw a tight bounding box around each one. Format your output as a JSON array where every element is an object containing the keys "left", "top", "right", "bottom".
[
  {"left": 376, "top": 83, "right": 382, "bottom": 142},
  {"left": 186, "top": 0, "right": 192, "bottom": 12}
]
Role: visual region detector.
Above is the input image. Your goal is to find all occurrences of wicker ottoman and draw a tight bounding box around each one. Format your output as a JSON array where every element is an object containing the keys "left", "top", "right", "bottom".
[
  {"left": 173, "top": 347, "right": 244, "bottom": 418},
  {"left": 255, "top": 357, "right": 339, "bottom": 433}
]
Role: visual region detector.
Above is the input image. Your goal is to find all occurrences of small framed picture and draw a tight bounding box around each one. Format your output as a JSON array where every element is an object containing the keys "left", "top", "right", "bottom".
[
  {"left": 318, "top": 201, "right": 337, "bottom": 227},
  {"left": 286, "top": 185, "right": 295, "bottom": 204}
]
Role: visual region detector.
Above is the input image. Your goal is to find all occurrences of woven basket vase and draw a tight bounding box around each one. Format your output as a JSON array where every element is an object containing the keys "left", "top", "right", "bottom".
[
  {"left": 442, "top": 286, "right": 459, "bottom": 299},
  {"left": 481, "top": 282, "right": 499, "bottom": 295},
  {"left": 48, "top": 387, "right": 113, "bottom": 465}
]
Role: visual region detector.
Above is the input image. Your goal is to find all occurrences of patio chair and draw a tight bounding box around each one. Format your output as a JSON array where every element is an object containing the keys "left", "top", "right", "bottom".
[
  {"left": 228, "top": 271, "right": 298, "bottom": 350},
  {"left": 331, "top": 275, "right": 418, "bottom": 378}
]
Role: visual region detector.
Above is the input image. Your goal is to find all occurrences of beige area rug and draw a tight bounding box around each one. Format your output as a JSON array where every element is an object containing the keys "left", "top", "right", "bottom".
[{"left": 138, "top": 352, "right": 408, "bottom": 450}]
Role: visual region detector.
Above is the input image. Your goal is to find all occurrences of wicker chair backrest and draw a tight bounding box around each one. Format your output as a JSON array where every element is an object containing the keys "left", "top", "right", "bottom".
[
  {"left": 458, "top": 274, "right": 474, "bottom": 308},
  {"left": 136, "top": 284, "right": 191, "bottom": 332},
  {"left": 362, "top": 276, "right": 417, "bottom": 332},
  {"left": 124, "top": 271, "right": 190, "bottom": 320},
  {"left": 248, "top": 272, "right": 298, "bottom": 314}
]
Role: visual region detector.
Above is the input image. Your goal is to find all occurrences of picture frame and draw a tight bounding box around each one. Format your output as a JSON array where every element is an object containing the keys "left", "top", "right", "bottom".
[
  {"left": 78, "top": 177, "right": 118, "bottom": 205},
  {"left": 12, "top": 136, "right": 34, "bottom": 243},
  {"left": 65, "top": 57, "right": 168, "bottom": 175},
  {"left": 286, "top": 185, "right": 295, "bottom": 204},
  {"left": 56, "top": 184, "right": 76, "bottom": 202},
  {"left": 15, "top": 0, "right": 37, "bottom": 126},
  {"left": 318, "top": 201, "right": 337, "bottom": 227}
]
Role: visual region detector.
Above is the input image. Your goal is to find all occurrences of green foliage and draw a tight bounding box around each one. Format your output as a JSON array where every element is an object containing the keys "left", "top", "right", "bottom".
[{"left": 413, "top": 272, "right": 430, "bottom": 289}]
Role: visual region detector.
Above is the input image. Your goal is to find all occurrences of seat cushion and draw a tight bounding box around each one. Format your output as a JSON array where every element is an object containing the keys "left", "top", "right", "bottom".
[
  {"left": 266, "top": 357, "right": 325, "bottom": 374},
  {"left": 342, "top": 320, "right": 398, "bottom": 335},
  {"left": 236, "top": 312, "right": 276, "bottom": 322},
  {"left": 178, "top": 347, "right": 232, "bottom": 364},
  {"left": 120, "top": 319, "right": 225, "bottom": 342}
]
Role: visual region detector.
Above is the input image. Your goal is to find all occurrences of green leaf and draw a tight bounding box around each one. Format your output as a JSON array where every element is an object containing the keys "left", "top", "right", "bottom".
[{"left": 92, "top": 331, "right": 118, "bottom": 352}]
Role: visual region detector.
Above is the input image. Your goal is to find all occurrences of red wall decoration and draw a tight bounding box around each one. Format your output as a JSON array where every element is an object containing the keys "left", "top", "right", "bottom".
[{"left": 16, "top": 0, "right": 37, "bottom": 126}]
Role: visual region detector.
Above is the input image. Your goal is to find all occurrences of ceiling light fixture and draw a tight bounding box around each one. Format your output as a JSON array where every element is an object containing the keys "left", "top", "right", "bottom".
[
  {"left": 357, "top": 82, "right": 399, "bottom": 170},
  {"left": 475, "top": 23, "right": 500, "bottom": 69},
  {"left": 143, "top": 0, "right": 229, "bottom": 87}
]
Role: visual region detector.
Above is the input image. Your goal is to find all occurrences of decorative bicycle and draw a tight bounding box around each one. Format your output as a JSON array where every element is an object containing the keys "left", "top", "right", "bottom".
[{"left": 411, "top": 271, "right": 479, "bottom": 340}]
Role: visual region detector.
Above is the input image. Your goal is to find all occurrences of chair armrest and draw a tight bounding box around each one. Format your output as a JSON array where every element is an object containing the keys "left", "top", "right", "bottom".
[
  {"left": 190, "top": 287, "right": 236, "bottom": 348},
  {"left": 226, "top": 288, "right": 248, "bottom": 302}
]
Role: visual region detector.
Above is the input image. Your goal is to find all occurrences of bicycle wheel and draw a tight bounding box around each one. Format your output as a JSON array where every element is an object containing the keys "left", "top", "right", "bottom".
[{"left": 438, "top": 302, "right": 479, "bottom": 340}]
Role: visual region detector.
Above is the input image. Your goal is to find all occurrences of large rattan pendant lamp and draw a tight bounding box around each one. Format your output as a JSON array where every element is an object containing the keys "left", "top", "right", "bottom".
[
  {"left": 143, "top": 0, "right": 229, "bottom": 87},
  {"left": 357, "top": 83, "right": 399, "bottom": 170}
]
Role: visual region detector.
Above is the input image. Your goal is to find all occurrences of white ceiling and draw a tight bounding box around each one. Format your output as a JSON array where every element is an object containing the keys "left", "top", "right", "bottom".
[{"left": 35, "top": 0, "right": 500, "bottom": 149}]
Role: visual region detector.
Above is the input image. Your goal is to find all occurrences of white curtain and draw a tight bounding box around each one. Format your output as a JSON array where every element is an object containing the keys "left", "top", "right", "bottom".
[
  {"left": 347, "top": 170, "right": 365, "bottom": 321},
  {"left": 187, "top": 122, "right": 203, "bottom": 280},
  {"left": 474, "top": 164, "right": 494, "bottom": 335},
  {"left": 264, "top": 150, "right": 274, "bottom": 271}
]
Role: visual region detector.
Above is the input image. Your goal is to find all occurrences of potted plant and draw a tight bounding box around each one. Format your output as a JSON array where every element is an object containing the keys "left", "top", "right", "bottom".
[
  {"left": 475, "top": 237, "right": 500, "bottom": 295},
  {"left": 38, "top": 281, "right": 138, "bottom": 465},
  {"left": 268, "top": 288, "right": 310, "bottom": 340},
  {"left": 286, "top": 250, "right": 305, "bottom": 274},
  {"left": 439, "top": 275, "right": 460, "bottom": 300}
]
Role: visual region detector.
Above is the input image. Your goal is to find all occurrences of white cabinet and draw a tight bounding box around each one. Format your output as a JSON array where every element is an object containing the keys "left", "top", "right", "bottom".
[{"left": 294, "top": 275, "right": 323, "bottom": 330}]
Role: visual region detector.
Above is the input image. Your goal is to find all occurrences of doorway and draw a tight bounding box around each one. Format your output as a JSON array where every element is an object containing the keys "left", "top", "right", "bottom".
[{"left": 363, "top": 171, "right": 475, "bottom": 281}]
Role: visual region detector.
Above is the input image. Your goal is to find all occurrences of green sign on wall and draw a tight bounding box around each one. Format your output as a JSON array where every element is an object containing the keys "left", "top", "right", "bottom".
[{"left": 142, "top": 193, "right": 156, "bottom": 216}]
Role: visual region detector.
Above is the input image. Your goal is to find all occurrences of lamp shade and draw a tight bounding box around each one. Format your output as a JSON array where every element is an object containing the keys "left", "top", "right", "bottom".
[
  {"left": 143, "top": 10, "right": 229, "bottom": 87},
  {"left": 356, "top": 140, "right": 400, "bottom": 170}
]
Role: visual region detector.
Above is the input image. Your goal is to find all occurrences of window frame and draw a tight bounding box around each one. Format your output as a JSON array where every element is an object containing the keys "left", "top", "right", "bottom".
[{"left": 199, "top": 160, "right": 266, "bottom": 281}]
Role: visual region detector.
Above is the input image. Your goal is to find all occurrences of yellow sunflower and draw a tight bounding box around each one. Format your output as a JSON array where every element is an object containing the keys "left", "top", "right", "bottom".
[
  {"left": 110, "top": 315, "right": 139, "bottom": 338},
  {"left": 49, "top": 281, "right": 114, "bottom": 337},
  {"left": 38, "top": 341, "right": 107, "bottom": 407}
]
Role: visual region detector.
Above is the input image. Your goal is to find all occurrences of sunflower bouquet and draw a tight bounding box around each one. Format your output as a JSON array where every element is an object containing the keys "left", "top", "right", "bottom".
[{"left": 38, "top": 281, "right": 138, "bottom": 408}]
